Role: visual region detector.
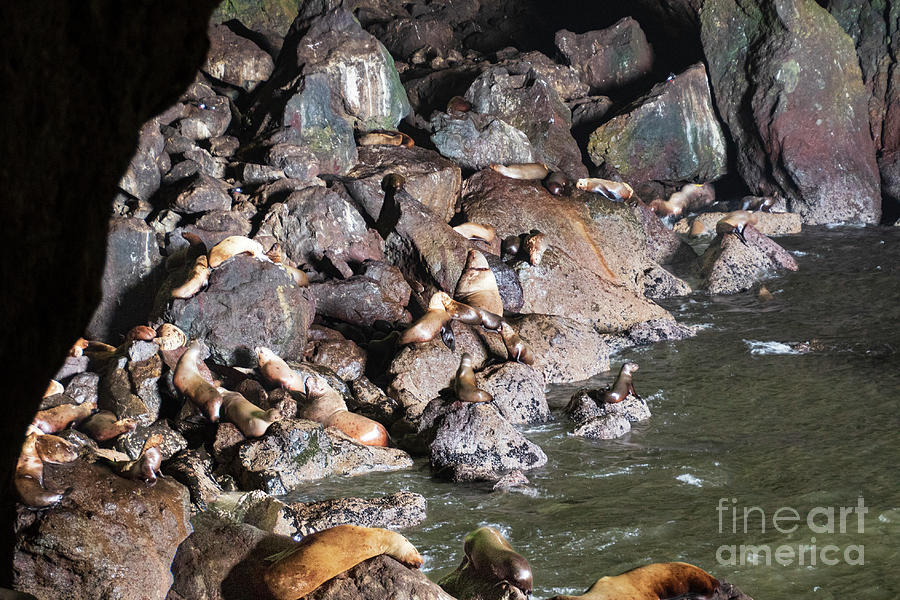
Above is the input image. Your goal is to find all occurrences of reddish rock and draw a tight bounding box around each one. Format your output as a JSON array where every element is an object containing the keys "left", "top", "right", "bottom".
[
  {"left": 508, "top": 314, "right": 613, "bottom": 384},
  {"left": 698, "top": 226, "right": 799, "bottom": 295}
]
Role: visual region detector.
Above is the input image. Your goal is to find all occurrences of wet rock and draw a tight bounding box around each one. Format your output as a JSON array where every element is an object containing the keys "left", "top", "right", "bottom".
[
  {"left": 167, "top": 512, "right": 295, "bottom": 600},
  {"left": 626, "top": 318, "right": 697, "bottom": 346},
  {"left": 117, "top": 420, "right": 188, "bottom": 460},
  {"left": 492, "top": 470, "right": 531, "bottom": 492},
  {"left": 345, "top": 145, "right": 462, "bottom": 224},
  {"left": 14, "top": 460, "right": 191, "bottom": 600},
  {"left": 572, "top": 412, "right": 631, "bottom": 439},
  {"left": 99, "top": 367, "right": 156, "bottom": 426},
  {"left": 170, "top": 172, "right": 232, "bottom": 215},
  {"left": 674, "top": 212, "right": 803, "bottom": 237},
  {"left": 700, "top": 0, "right": 880, "bottom": 224},
  {"left": 474, "top": 361, "right": 550, "bottom": 425},
  {"left": 698, "top": 227, "right": 800, "bottom": 295},
  {"left": 486, "top": 253, "right": 525, "bottom": 313},
  {"left": 310, "top": 262, "right": 411, "bottom": 328},
  {"left": 375, "top": 15, "right": 457, "bottom": 62},
  {"left": 163, "top": 448, "right": 224, "bottom": 513},
  {"left": 120, "top": 118, "right": 165, "bottom": 201},
  {"left": 204, "top": 24, "right": 274, "bottom": 92},
  {"left": 85, "top": 217, "right": 164, "bottom": 343},
  {"left": 349, "top": 376, "right": 402, "bottom": 426},
  {"left": 642, "top": 264, "right": 692, "bottom": 299},
  {"left": 128, "top": 351, "right": 164, "bottom": 418},
  {"left": 881, "top": 151, "right": 900, "bottom": 213},
  {"left": 161, "top": 255, "right": 314, "bottom": 367},
  {"left": 233, "top": 419, "right": 412, "bottom": 495},
  {"left": 555, "top": 17, "right": 654, "bottom": 94},
  {"left": 430, "top": 110, "right": 537, "bottom": 171},
  {"left": 465, "top": 62, "right": 586, "bottom": 177},
  {"left": 564, "top": 391, "right": 602, "bottom": 424},
  {"left": 54, "top": 356, "right": 91, "bottom": 383},
  {"left": 630, "top": 199, "right": 697, "bottom": 265},
  {"left": 305, "top": 555, "right": 453, "bottom": 600},
  {"left": 256, "top": 185, "right": 383, "bottom": 270},
  {"left": 306, "top": 338, "right": 367, "bottom": 382},
  {"left": 508, "top": 314, "right": 612, "bottom": 384},
  {"left": 568, "top": 388, "right": 651, "bottom": 425},
  {"left": 424, "top": 401, "right": 547, "bottom": 482},
  {"left": 588, "top": 63, "right": 728, "bottom": 186},
  {"left": 63, "top": 372, "right": 100, "bottom": 405},
  {"left": 178, "top": 95, "right": 231, "bottom": 141}
]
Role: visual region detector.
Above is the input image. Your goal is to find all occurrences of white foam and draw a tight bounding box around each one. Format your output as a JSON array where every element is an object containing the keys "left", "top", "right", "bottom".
[
  {"left": 743, "top": 340, "right": 799, "bottom": 355},
  {"left": 676, "top": 473, "right": 703, "bottom": 487}
]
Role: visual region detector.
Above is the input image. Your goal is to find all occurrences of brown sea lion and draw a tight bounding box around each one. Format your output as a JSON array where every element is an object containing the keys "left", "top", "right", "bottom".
[
  {"left": 173, "top": 341, "right": 223, "bottom": 422},
  {"left": 302, "top": 376, "right": 389, "bottom": 446},
  {"left": 462, "top": 526, "right": 533, "bottom": 595},
  {"left": 264, "top": 524, "right": 424, "bottom": 600},
  {"left": 43, "top": 380, "right": 64, "bottom": 399},
  {"left": 455, "top": 249, "right": 504, "bottom": 316},
  {"left": 124, "top": 324, "right": 157, "bottom": 344},
  {"left": 15, "top": 432, "right": 77, "bottom": 508},
  {"left": 548, "top": 562, "right": 719, "bottom": 600},
  {"left": 357, "top": 130, "right": 414, "bottom": 147},
  {"left": 265, "top": 243, "right": 310, "bottom": 287},
  {"left": 170, "top": 254, "right": 211, "bottom": 299},
  {"left": 453, "top": 222, "right": 497, "bottom": 243},
  {"left": 207, "top": 235, "right": 265, "bottom": 268},
  {"left": 447, "top": 95, "right": 473, "bottom": 114},
  {"left": 490, "top": 162, "right": 550, "bottom": 180},
  {"left": 523, "top": 230, "right": 548, "bottom": 266},
  {"left": 32, "top": 401, "right": 97, "bottom": 434},
  {"left": 78, "top": 410, "right": 138, "bottom": 442},
  {"left": 219, "top": 388, "right": 281, "bottom": 438},
  {"left": 255, "top": 346, "right": 305, "bottom": 392},
  {"left": 543, "top": 170, "right": 572, "bottom": 196},
  {"left": 716, "top": 210, "right": 758, "bottom": 246},
  {"left": 454, "top": 353, "right": 492, "bottom": 403},
  {"left": 117, "top": 433, "right": 163, "bottom": 484},
  {"left": 499, "top": 322, "right": 535, "bottom": 365},
  {"left": 576, "top": 177, "right": 634, "bottom": 201},
  {"left": 399, "top": 292, "right": 453, "bottom": 346},
  {"left": 602, "top": 362, "right": 640, "bottom": 404},
  {"left": 155, "top": 323, "right": 187, "bottom": 351}
]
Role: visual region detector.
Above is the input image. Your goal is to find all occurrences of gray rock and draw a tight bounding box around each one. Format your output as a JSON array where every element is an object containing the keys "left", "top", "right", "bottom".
[
  {"left": 170, "top": 172, "right": 232, "bottom": 215},
  {"left": 555, "top": 18, "right": 654, "bottom": 93},
  {"left": 178, "top": 95, "right": 231, "bottom": 140},
  {"left": 475, "top": 362, "right": 550, "bottom": 425},
  {"left": 119, "top": 118, "right": 165, "bottom": 201},
  {"left": 63, "top": 372, "right": 100, "bottom": 404},
  {"left": 508, "top": 314, "right": 612, "bottom": 384},
  {"left": 569, "top": 95, "right": 615, "bottom": 129},
  {"left": 375, "top": 15, "right": 457, "bottom": 62},
  {"left": 430, "top": 110, "right": 536, "bottom": 171},
  {"left": 183, "top": 147, "right": 227, "bottom": 179},
  {"left": 204, "top": 24, "right": 274, "bottom": 92},
  {"left": 642, "top": 264, "right": 692, "bottom": 299},
  {"left": 209, "top": 135, "right": 239, "bottom": 158},
  {"left": 128, "top": 352, "right": 164, "bottom": 421},
  {"left": 626, "top": 318, "right": 697, "bottom": 346},
  {"left": 349, "top": 376, "right": 402, "bottom": 426},
  {"left": 602, "top": 395, "right": 652, "bottom": 423},
  {"left": 163, "top": 448, "right": 224, "bottom": 513},
  {"left": 116, "top": 420, "right": 188, "bottom": 460},
  {"left": 506, "top": 50, "right": 590, "bottom": 102},
  {"left": 99, "top": 367, "right": 156, "bottom": 426},
  {"left": 572, "top": 413, "right": 631, "bottom": 439},
  {"left": 310, "top": 262, "right": 412, "bottom": 327},
  {"left": 698, "top": 227, "right": 800, "bottom": 295},
  {"left": 267, "top": 143, "right": 321, "bottom": 181},
  {"left": 193, "top": 209, "right": 253, "bottom": 237},
  {"left": 54, "top": 356, "right": 90, "bottom": 382},
  {"left": 306, "top": 338, "right": 367, "bottom": 382}
]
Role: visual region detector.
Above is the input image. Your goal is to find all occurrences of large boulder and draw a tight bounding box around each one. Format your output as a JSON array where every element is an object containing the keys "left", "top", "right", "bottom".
[
  {"left": 587, "top": 63, "right": 728, "bottom": 186},
  {"left": 14, "top": 461, "right": 192, "bottom": 600},
  {"left": 204, "top": 24, "right": 274, "bottom": 92},
  {"left": 306, "top": 555, "right": 454, "bottom": 600},
  {"left": 698, "top": 226, "right": 799, "bottom": 294},
  {"left": 310, "top": 261, "right": 412, "bottom": 327},
  {"left": 430, "top": 110, "right": 537, "bottom": 171},
  {"left": 700, "top": 0, "right": 881, "bottom": 224},
  {"left": 475, "top": 361, "right": 550, "bottom": 425},
  {"left": 508, "top": 314, "right": 613, "bottom": 384}
]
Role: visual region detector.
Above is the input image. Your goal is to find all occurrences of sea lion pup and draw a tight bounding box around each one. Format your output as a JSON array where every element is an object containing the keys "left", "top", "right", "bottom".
[
  {"left": 255, "top": 346, "right": 306, "bottom": 392},
  {"left": 544, "top": 170, "right": 572, "bottom": 196},
  {"left": 207, "top": 235, "right": 265, "bottom": 268},
  {"left": 499, "top": 321, "right": 535, "bottom": 365},
  {"left": 173, "top": 341, "right": 223, "bottom": 422},
  {"left": 453, "top": 222, "right": 497, "bottom": 243},
  {"left": 716, "top": 210, "right": 758, "bottom": 246},
  {"left": 15, "top": 432, "right": 78, "bottom": 508},
  {"left": 454, "top": 353, "right": 492, "bottom": 403},
  {"left": 170, "top": 254, "right": 211, "bottom": 299},
  {"left": 79, "top": 410, "right": 137, "bottom": 442},
  {"left": 302, "top": 376, "right": 390, "bottom": 446},
  {"left": 490, "top": 162, "right": 550, "bottom": 180},
  {"left": 43, "top": 380, "right": 64, "bottom": 398},
  {"left": 576, "top": 177, "right": 634, "bottom": 201},
  {"left": 117, "top": 433, "right": 163, "bottom": 484},
  {"left": 523, "top": 230, "right": 548, "bottom": 265},
  {"left": 155, "top": 323, "right": 187, "bottom": 351},
  {"left": 357, "top": 130, "right": 414, "bottom": 147},
  {"left": 462, "top": 526, "right": 533, "bottom": 595},
  {"left": 455, "top": 249, "right": 504, "bottom": 316},
  {"left": 548, "top": 562, "right": 719, "bottom": 600},
  {"left": 219, "top": 388, "right": 281, "bottom": 438},
  {"left": 601, "top": 362, "right": 640, "bottom": 404},
  {"left": 399, "top": 291, "right": 453, "bottom": 346},
  {"left": 31, "top": 401, "right": 97, "bottom": 434},
  {"left": 264, "top": 524, "right": 424, "bottom": 600}
]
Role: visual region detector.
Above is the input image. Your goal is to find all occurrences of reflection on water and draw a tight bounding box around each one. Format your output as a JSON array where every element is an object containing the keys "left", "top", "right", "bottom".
[{"left": 288, "top": 226, "right": 900, "bottom": 599}]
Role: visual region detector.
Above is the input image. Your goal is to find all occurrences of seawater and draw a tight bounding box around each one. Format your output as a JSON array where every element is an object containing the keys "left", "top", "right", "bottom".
[{"left": 287, "top": 226, "right": 900, "bottom": 599}]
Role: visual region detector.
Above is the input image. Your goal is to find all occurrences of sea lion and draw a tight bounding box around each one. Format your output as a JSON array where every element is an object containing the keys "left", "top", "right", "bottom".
[
  {"left": 455, "top": 249, "right": 504, "bottom": 316},
  {"left": 15, "top": 432, "right": 77, "bottom": 508},
  {"left": 758, "top": 285, "right": 774, "bottom": 302},
  {"left": 462, "top": 526, "right": 533, "bottom": 595},
  {"left": 43, "top": 380, "right": 64, "bottom": 399},
  {"left": 548, "top": 562, "right": 719, "bottom": 600},
  {"left": 78, "top": 410, "right": 137, "bottom": 442},
  {"left": 716, "top": 210, "right": 758, "bottom": 246},
  {"left": 155, "top": 323, "right": 187, "bottom": 351},
  {"left": 219, "top": 388, "right": 281, "bottom": 438},
  {"left": 357, "top": 130, "right": 414, "bottom": 147},
  {"left": 117, "top": 433, "right": 163, "bottom": 484},
  {"left": 173, "top": 341, "right": 223, "bottom": 422},
  {"left": 207, "top": 235, "right": 265, "bottom": 268},
  {"left": 399, "top": 291, "right": 453, "bottom": 347},
  {"left": 689, "top": 219, "right": 709, "bottom": 237},
  {"left": 170, "top": 254, "right": 210, "bottom": 299},
  {"left": 501, "top": 234, "right": 522, "bottom": 260},
  {"left": 447, "top": 95, "right": 473, "bottom": 114},
  {"left": 454, "top": 353, "right": 492, "bottom": 403},
  {"left": 602, "top": 362, "right": 640, "bottom": 404},
  {"left": 265, "top": 243, "right": 310, "bottom": 287},
  {"left": 499, "top": 321, "right": 535, "bottom": 365},
  {"left": 124, "top": 324, "right": 157, "bottom": 344},
  {"left": 453, "top": 222, "right": 497, "bottom": 243},
  {"left": 255, "top": 346, "right": 305, "bottom": 392},
  {"left": 302, "top": 376, "right": 389, "bottom": 446},
  {"left": 543, "top": 171, "right": 572, "bottom": 196},
  {"left": 576, "top": 177, "right": 634, "bottom": 201},
  {"left": 31, "top": 401, "right": 97, "bottom": 434},
  {"left": 490, "top": 162, "right": 550, "bottom": 180},
  {"left": 264, "top": 524, "right": 424, "bottom": 600},
  {"left": 523, "top": 230, "right": 548, "bottom": 265}
]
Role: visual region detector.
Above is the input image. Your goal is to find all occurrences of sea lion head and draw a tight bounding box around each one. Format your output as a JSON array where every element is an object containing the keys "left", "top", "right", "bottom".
[{"left": 621, "top": 362, "right": 639, "bottom": 377}]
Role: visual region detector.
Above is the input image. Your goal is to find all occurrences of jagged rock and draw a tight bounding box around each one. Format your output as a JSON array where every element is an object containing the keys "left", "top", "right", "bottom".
[
  {"left": 588, "top": 63, "right": 728, "bottom": 186},
  {"left": 63, "top": 372, "right": 100, "bottom": 405},
  {"left": 305, "top": 555, "right": 453, "bottom": 600},
  {"left": 161, "top": 255, "right": 314, "bottom": 367},
  {"left": 403, "top": 62, "right": 484, "bottom": 119},
  {"left": 508, "top": 314, "right": 613, "bottom": 384},
  {"left": 474, "top": 361, "right": 550, "bottom": 425},
  {"left": 85, "top": 217, "right": 165, "bottom": 343},
  {"left": 430, "top": 110, "right": 537, "bottom": 171},
  {"left": 572, "top": 413, "right": 631, "bottom": 439},
  {"left": 204, "top": 24, "right": 274, "bottom": 92},
  {"left": 626, "top": 318, "right": 697, "bottom": 346},
  {"left": 54, "top": 356, "right": 91, "bottom": 383},
  {"left": 567, "top": 389, "right": 652, "bottom": 425},
  {"left": 99, "top": 367, "right": 156, "bottom": 426},
  {"left": 642, "top": 264, "right": 692, "bottom": 299},
  {"left": 630, "top": 199, "right": 698, "bottom": 265},
  {"left": 374, "top": 15, "right": 457, "bottom": 61},
  {"left": 701, "top": 0, "right": 880, "bottom": 224},
  {"left": 267, "top": 143, "right": 321, "bottom": 181},
  {"left": 698, "top": 226, "right": 800, "bottom": 295},
  {"left": 209, "top": 135, "right": 239, "bottom": 158},
  {"left": 555, "top": 17, "right": 654, "bottom": 93},
  {"left": 192, "top": 209, "right": 253, "bottom": 237},
  {"left": 169, "top": 172, "right": 232, "bottom": 215},
  {"left": 183, "top": 147, "right": 227, "bottom": 179},
  {"left": 569, "top": 95, "right": 614, "bottom": 130},
  {"left": 310, "top": 261, "right": 411, "bottom": 328},
  {"left": 349, "top": 376, "right": 402, "bottom": 426},
  {"left": 504, "top": 50, "right": 590, "bottom": 102},
  {"left": 178, "top": 95, "right": 231, "bottom": 141},
  {"left": 117, "top": 420, "right": 188, "bottom": 460},
  {"left": 14, "top": 461, "right": 191, "bottom": 600},
  {"left": 306, "top": 337, "right": 367, "bottom": 382},
  {"left": 674, "top": 212, "right": 802, "bottom": 237},
  {"left": 163, "top": 448, "right": 224, "bottom": 513},
  {"left": 119, "top": 118, "right": 165, "bottom": 201}
]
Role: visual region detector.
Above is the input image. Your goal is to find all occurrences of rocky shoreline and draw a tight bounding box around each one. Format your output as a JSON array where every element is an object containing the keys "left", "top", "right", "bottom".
[{"left": 10, "top": 0, "right": 898, "bottom": 598}]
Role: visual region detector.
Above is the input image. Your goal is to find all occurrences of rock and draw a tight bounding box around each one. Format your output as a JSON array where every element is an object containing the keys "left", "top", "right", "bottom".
[
  {"left": 403, "top": 62, "right": 484, "bottom": 119},
  {"left": 563, "top": 391, "right": 603, "bottom": 424},
  {"left": 464, "top": 62, "right": 586, "bottom": 177},
  {"left": 306, "top": 338, "right": 367, "bottom": 382},
  {"left": 170, "top": 172, "right": 232, "bottom": 215},
  {"left": 63, "top": 372, "right": 100, "bottom": 405},
  {"left": 587, "top": 63, "right": 728, "bottom": 186},
  {"left": 183, "top": 147, "right": 227, "bottom": 179},
  {"left": 85, "top": 217, "right": 164, "bottom": 343},
  {"left": 119, "top": 118, "right": 165, "bottom": 201},
  {"left": 116, "top": 420, "right": 188, "bottom": 460},
  {"left": 192, "top": 209, "right": 253, "bottom": 238},
  {"left": 880, "top": 151, "right": 900, "bottom": 212},
  {"left": 700, "top": 0, "right": 881, "bottom": 224},
  {"left": 492, "top": 470, "right": 531, "bottom": 492},
  {"left": 256, "top": 185, "right": 383, "bottom": 270},
  {"left": 698, "top": 226, "right": 800, "bottom": 295},
  {"left": 425, "top": 402, "right": 547, "bottom": 482},
  {"left": 209, "top": 135, "right": 239, "bottom": 158},
  {"left": 233, "top": 419, "right": 412, "bottom": 495},
  {"left": 163, "top": 448, "right": 224, "bottom": 513},
  {"left": 430, "top": 110, "right": 537, "bottom": 171},
  {"left": 305, "top": 555, "right": 453, "bottom": 600},
  {"left": 310, "top": 262, "right": 412, "bottom": 328},
  {"left": 630, "top": 199, "right": 697, "bottom": 265},
  {"left": 349, "top": 376, "right": 403, "bottom": 426},
  {"left": 266, "top": 143, "right": 321, "bottom": 181},
  {"left": 555, "top": 17, "right": 654, "bottom": 93},
  {"left": 128, "top": 351, "right": 164, "bottom": 419},
  {"left": 178, "top": 95, "right": 231, "bottom": 140},
  {"left": 210, "top": 0, "right": 299, "bottom": 36},
  {"left": 505, "top": 50, "right": 590, "bottom": 102},
  {"left": 345, "top": 145, "right": 462, "bottom": 224},
  {"left": 602, "top": 395, "right": 652, "bottom": 423},
  {"left": 14, "top": 460, "right": 191, "bottom": 600},
  {"left": 204, "top": 24, "right": 274, "bottom": 92},
  {"left": 161, "top": 255, "right": 314, "bottom": 367},
  {"left": 569, "top": 95, "right": 614, "bottom": 130},
  {"left": 475, "top": 361, "right": 550, "bottom": 425},
  {"left": 674, "top": 212, "right": 803, "bottom": 236},
  {"left": 509, "top": 314, "right": 614, "bottom": 384},
  {"left": 626, "top": 318, "right": 697, "bottom": 346},
  {"left": 439, "top": 551, "right": 529, "bottom": 600},
  {"left": 167, "top": 512, "right": 295, "bottom": 600},
  {"left": 99, "top": 367, "right": 156, "bottom": 426},
  {"left": 54, "top": 356, "right": 90, "bottom": 383},
  {"left": 374, "top": 15, "right": 457, "bottom": 62},
  {"left": 572, "top": 412, "right": 631, "bottom": 439},
  {"left": 642, "top": 264, "right": 693, "bottom": 299}
]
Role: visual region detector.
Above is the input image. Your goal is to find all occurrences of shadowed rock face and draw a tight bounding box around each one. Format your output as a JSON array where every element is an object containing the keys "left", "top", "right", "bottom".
[{"left": 0, "top": 0, "right": 219, "bottom": 586}]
